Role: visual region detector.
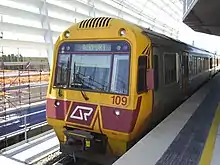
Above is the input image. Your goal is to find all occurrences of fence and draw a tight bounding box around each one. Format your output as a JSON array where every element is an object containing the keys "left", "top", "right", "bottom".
[
  {"left": 0, "top": 103, "right": 46, "bottom": 141},
  {"left": 0, "top": 61, "right": 49, "bottom": 109},
  {"left": 0, "top": 61, "right": 50, "bottom": 148}
]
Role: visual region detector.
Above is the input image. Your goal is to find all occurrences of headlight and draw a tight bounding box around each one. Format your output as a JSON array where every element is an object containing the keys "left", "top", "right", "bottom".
[
  {"left": 114, "top": 109, "right": 121, "bottom": 116},
  {"left": 119, "top": 28, "right": 126, "bottom": 36},
  {"left": 64, "top": 30, "right": 70, "bottom": 38},
  {"left": 54, "top": 100, "right": 60, "bottom": 107}
]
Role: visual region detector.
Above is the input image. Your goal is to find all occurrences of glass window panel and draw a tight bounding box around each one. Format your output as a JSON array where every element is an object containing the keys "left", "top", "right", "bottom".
[
  {"left": 69, "top": 54, "right": 112, "bottom": 91},
  {"left": 54, "top": 42, "right": 130, "bottom": 95},
  {"left": 110, "top": 54, "right": 129, "bottom": 94},
  {"left": 55, "top": 54, "right": 71, "bottom": 87}
]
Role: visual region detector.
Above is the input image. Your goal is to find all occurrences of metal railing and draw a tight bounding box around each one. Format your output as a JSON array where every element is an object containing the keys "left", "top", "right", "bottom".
[
  {"left": 0, "top": 107, "right": 47, "bottom": 142},
  {"left": 0, "top": 88, "right": 47, "bottom": 110}
]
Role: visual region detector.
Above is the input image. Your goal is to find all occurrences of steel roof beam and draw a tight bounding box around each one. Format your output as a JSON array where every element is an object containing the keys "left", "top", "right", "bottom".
[
  {"left": 0, "top": 39, "right": 49, "bottom": 50},
  {"left": 0, "top": 21, "right": 60, "bottom": 37}
]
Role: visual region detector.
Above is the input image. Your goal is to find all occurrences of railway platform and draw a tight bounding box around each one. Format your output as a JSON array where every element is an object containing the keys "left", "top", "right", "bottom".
[
  {"left": 113, "top": 73, "right": 220, "bottom": 165},
  {"left": 0, "top": 130, "right": 59, "bottom": 165}
]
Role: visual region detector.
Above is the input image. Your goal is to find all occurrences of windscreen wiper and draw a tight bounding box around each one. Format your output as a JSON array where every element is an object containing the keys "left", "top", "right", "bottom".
[
  {"left": 72, "top": 64, "right": 89, "bottom": 101},
  {"left": 80, "top": 90, "right": 89, "bottom": 101},
  {"left": 71, "top": 82, "right": 89, "bottom": 100}
]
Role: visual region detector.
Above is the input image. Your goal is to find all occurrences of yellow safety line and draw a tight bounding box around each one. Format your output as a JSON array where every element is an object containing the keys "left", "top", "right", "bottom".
[
  {"left": 64, "top": 101, "right": 73, "bottom": 121},
  {"left": 199, "top": 104, "right": 220, "bottom": 165}
]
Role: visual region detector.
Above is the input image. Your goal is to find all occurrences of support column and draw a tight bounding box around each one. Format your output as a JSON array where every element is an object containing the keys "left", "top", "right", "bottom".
[
  {"left": 88, "top": 0, "right": 95, "bottom": 17},
  {"left": 39, "top": 0, "right": 53, "bottom": 70},
  {"left": 137, "top": 15, "right": 142, "bottom": 25},
  {"left": 117, "top": 0, "right": 126, "bottom": 19}
]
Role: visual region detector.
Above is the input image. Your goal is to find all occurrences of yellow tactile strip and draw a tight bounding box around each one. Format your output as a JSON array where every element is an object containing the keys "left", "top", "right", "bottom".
[{"left": 199, "top": 105, "right": 220, "bottom": 165}]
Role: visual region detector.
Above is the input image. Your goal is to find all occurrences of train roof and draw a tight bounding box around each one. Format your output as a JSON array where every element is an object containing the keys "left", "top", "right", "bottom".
[
  {"left": 139, "top": 26, "right": 216, "bottom": 56},
  {"left": 76, "top": 17, "right": 218, "bottom": 57}
]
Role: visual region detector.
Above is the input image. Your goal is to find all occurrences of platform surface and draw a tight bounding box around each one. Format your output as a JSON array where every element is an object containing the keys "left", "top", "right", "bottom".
[
  {"left": 0, "top": 155, "right": 23, "bottom": 165},
  {"left": 211, "top": 125, "right": 220, "bottom": 165},
  {"left": 0, "top": 130, "right": 59, "bottom": 164},
  {"left": 113, "top": 74, "right": 220, "bottom": 165}
]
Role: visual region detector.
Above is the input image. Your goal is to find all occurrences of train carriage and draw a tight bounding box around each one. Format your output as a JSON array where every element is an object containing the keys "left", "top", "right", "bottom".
[
  {"left": 147, "top": 30, "right": 219, "bottom": 123},
  {"left": 46, "top": 17, "right": 220, "bottom": 162}
]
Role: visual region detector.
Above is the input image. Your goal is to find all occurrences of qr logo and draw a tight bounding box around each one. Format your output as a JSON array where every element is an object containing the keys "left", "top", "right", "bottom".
[{"left": 70, "top": 106, "right": 93, "bottom": 121}]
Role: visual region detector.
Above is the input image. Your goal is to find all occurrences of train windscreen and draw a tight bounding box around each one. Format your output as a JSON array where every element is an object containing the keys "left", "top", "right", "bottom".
[{"left": 54, "top": 41, "right": 130, "bottom": 95}]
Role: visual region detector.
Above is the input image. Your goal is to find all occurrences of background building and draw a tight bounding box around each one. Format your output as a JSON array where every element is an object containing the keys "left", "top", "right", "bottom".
[{"left": 0, "top": 0, "right": 220, "bottom": 66}]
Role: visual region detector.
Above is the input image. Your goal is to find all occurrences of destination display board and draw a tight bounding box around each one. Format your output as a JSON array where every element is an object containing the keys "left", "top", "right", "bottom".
[{"left": 59, "top": 41, "right": 130, "bottom": 53}]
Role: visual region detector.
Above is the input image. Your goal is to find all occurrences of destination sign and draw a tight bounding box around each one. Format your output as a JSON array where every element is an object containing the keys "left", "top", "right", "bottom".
[
  {"left": 59, "top": 41, "right": 130, "bottom": 53},
  {"left": 74, "top": 43, "right": 112, "bottom": 52}
]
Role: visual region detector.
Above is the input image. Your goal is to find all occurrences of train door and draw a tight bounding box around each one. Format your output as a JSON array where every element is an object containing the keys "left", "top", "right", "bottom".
[
  {"left": 181, "top": 52, "right": 189, "bottom": 93},
  {"left": 152, "top": 47, "right": 161, "bottom": 114},
  {"left": 153, "top": 47, "right": 160, "bottom": 91}
]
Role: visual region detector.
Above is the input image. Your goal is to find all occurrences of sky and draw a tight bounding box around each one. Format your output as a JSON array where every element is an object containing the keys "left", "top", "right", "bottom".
[{"left": 178, "top": 22, "right": 220, "bottom": 53}]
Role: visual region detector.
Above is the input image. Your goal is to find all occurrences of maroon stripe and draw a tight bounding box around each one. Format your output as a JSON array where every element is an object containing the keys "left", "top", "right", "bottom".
[
  {"left": 46, "top": 98, "right": 71, "bottom": 120},
  {"left": 100, "top": 96, "right": 142, "bottom": 133},
  {"left": 47, "top": 97, "right": 143, "bottom": 134}
]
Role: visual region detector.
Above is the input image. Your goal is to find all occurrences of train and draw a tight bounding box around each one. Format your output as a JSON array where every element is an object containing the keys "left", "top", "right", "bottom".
[{"left": 46, "top": 17, "right": 220, "bottom": 163}]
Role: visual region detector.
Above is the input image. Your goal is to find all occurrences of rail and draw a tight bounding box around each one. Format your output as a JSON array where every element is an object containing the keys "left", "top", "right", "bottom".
[
  {"left": 0, "top": 71, "right": 49, "bottom": 78},
  {"left": 0, "top": 82, "right": 48, "bottom": 91}
]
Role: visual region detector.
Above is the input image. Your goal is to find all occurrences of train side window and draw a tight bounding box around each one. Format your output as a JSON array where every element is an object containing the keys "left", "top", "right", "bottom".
[
  {"left": 210, "top": 58, "right": 213, "bottom": 69},
  {"left": 206, "top": 58, "right": 209, "bottom": 70},
  {"left": 188, "top": 54, "right": 193, "bottom": 78},
  {"left": 194, "top": 56, "right": 197, "bottom": 75},
  {"left": 203, "top": 58, "right": 206, "bottom": 71},
  {"left": 137, "top": 56, "right": 147, "bottom": 93},
  {"left": 197, "top": 57, "right": 201, "bottom": 73},
  {"left": 201, "top": 57, "right": 203, "bottom": 71},
  {"left": 164, "top": 54, "right": 176, "bottom": 85},
  {"left": 206, "top": 58, "right": 208, "bottom": 70},
  {"left": 154, "top": 55, "right": 159, "bottom": 90}
]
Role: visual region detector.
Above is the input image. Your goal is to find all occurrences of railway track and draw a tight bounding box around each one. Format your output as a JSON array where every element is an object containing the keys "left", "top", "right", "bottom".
[
  {"left": 52, "top": 156, "right": 101, "bottom": 165},
  {"left": 33, "top": 148, "right": 115, "bottom": 165},
  {"left": 34, "top": 152, "right": 102, "bottom": 165}
]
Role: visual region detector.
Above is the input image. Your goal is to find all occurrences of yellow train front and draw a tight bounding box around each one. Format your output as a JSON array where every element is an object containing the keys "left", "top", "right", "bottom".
[{"left": 46, "top": 17, "right": 153, "bottom": 159}]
